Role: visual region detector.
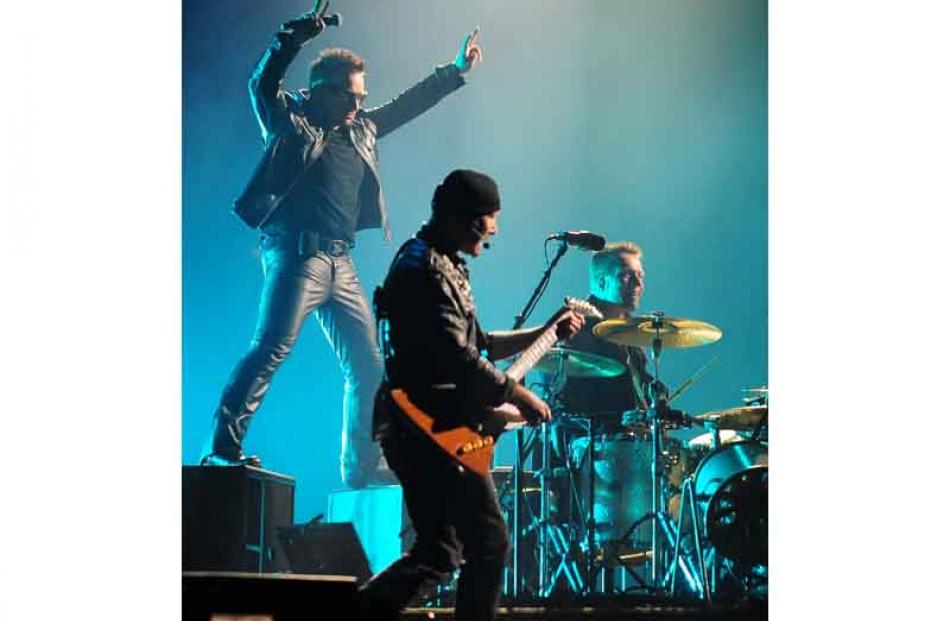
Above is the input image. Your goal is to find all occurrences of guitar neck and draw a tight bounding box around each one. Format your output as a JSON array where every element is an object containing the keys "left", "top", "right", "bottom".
[{"left": 505, "top": 325, "right": 560, "bottom": 381}]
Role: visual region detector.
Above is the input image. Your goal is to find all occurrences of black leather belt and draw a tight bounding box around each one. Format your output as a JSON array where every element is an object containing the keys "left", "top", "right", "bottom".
[{"left": 261, "top": 231, "right": 353, "bottom": 258}]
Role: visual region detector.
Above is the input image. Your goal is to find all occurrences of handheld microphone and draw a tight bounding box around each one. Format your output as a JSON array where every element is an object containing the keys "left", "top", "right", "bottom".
[
  {"left": 546, "top": 230, "right": 606, "bottom": 251},
  {"left": 322, "top": 13, "right": 342, "bottom": 27},
  {"left": 311, "top": 0, "right": 343, "bottom": 27}
]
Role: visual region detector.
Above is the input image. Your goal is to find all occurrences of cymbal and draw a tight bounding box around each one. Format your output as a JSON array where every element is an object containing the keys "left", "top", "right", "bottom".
[
  {"left": 694, "top": 405, "right": 767, "bottom": 430},
  {"left": 742, "top": 385, "right": 769, "bottom": 405},
  {"left": 687, "top": 429, "right": 744, "bottom": 450},
  {"left": 592, "top": 315, "right": 722, "bottom": 349},
  {"left": 532, "top": 347, "right": 626, "bottom": 378}
]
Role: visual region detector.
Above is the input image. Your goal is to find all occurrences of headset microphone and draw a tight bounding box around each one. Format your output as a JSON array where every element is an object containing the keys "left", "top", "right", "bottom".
[{"left": 470, "top": 220, "right": 491, "bottom": 250}]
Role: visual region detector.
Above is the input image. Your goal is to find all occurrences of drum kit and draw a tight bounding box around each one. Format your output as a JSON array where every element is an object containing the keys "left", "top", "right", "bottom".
[{"left": 496, "top": 311, "right": 768, "bottom": 601}]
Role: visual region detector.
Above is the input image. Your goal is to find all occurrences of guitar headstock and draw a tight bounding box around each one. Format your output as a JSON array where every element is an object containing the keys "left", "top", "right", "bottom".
[{"left": 564, "top": 297, "right": 604, "bottom": 320}]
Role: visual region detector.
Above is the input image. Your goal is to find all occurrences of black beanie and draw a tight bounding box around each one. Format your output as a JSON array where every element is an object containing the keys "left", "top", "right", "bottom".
[{"left": 431, "top": 169, "right": 501, "bottom": 216}]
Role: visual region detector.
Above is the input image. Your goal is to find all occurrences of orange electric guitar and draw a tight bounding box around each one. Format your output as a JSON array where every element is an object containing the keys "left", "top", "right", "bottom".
[{"left": 389, "top": 298, "right": 603, "bottom": 476}]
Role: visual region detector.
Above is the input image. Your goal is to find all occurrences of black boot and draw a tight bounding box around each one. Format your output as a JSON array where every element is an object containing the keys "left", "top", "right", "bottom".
[{"left": 200, "top": 408, "right": 261, "bottom": 467}]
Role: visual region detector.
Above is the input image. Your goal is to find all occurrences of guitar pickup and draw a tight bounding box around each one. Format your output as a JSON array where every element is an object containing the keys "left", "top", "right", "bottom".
[{"left": 457, "top": 436, "right": 494, "bottom": 455}]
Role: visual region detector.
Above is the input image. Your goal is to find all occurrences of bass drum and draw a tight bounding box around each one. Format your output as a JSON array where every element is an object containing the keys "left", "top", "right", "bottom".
[
  {"left": 668, "top": 429, "right": 747, "bottom": 514},
  {"left": 693, "top": 440, "right": 768, "bottom": 567},
  {"left": 570, "top": 432, "right": 681, "bottom": 550}
]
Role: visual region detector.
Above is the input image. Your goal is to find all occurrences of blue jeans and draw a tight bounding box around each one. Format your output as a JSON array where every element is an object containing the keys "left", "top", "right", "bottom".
[{"left": 204, "top": 240, "right": 384, "bottom": 487}]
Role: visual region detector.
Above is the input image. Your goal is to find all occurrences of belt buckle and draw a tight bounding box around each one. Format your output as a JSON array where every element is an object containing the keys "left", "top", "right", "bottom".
[{"left": 326, "top": 239, "right": 349, "bottom": 258}]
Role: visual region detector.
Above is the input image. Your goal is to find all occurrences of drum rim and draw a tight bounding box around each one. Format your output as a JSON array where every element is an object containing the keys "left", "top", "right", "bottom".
[
  {"left": 692, "top": 438, "right": 768, "bottom": 482},
  {"left": 692, "top": 440, "right": 768, "bottom": 565}
]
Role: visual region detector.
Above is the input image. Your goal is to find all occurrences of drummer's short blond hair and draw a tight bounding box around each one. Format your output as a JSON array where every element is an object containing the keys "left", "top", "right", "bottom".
[{"left": 589, "top": 241, "right": 643, "bottom": 284}]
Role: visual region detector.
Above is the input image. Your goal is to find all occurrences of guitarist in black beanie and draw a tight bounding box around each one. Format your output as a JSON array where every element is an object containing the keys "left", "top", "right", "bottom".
[{"left": 362, "top": 169, "right": 583, "bottom": 621}]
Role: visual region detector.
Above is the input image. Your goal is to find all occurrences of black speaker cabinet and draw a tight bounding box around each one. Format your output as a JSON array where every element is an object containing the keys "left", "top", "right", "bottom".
[
  {"left": 277, "top": 520, "right": 372, "bottom": 583},
  {"left": 183, "top": 571, "right": 358, "bottom": 621},
  {"left": 183, "top": 465, "right": 295, "bottom": 573}
]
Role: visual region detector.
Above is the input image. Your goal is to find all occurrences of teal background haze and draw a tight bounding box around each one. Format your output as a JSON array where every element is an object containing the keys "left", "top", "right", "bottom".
[{"left": 183, "top": 0, "right": 767, "bottom": 522}]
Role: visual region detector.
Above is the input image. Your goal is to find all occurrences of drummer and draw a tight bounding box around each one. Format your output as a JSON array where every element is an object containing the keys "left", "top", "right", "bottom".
[{"left": 560, "top": 241, "right": 657, "bottom": 425}]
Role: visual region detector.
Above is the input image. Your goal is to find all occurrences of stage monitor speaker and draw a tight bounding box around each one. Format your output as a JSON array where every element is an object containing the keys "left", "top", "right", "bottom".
[
  {"left": 183, "top": 465, "right": 295, "bottom": 573},
  {"left": 183, "top": 571, "right": 358, "bottom": 621},
  {"left": 277, "top": 518, "right": 372, "bottom": 583}
]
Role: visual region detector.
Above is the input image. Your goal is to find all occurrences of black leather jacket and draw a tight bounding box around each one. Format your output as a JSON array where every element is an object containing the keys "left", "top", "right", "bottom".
[
  {"left": 374, "top": 228, "right": 516, "bottom": 433},
  {"left": 233, "top": 17, "right": 466, "bottom": 238}
]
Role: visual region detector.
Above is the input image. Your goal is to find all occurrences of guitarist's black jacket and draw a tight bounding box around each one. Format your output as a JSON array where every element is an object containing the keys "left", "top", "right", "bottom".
[{"left": 373, "top": 226, "right": 517, "bottom": 438}]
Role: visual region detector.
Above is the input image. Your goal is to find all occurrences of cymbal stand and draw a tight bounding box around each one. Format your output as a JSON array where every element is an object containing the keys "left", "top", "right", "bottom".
[
  {"left": 648, "top": 312, "right": 666, "bottom": 587},
  {"left": 645, "top": 312, "right": 703, "bottom": 594},
  {"left": 580, "top": 312, "right": 670, "bottom": 593},
  {"left": 582, "top": 312, "right": 706, "bottom": 596}
]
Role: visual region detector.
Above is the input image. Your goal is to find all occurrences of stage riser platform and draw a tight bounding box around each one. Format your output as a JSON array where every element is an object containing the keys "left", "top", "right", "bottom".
[{"left": 184, "top": 573, "right": 764, "bottom": 621}]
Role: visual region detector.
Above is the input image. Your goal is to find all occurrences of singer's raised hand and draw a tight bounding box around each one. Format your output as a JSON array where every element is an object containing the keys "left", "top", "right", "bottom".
[
  {"left": 454, "top": 27, "right": 483, "bottom": 74},
  {"left": 284, "top": 1, "right": 329, "bottom": 45}
]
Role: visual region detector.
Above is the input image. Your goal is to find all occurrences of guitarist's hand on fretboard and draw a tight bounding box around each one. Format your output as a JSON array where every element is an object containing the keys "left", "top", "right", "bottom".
[
  {"left": 509, "top": 382, "right": 552, "bottom": 425},
  {"left": 545, "top": 308, "right": 586, "bottom": 342}
]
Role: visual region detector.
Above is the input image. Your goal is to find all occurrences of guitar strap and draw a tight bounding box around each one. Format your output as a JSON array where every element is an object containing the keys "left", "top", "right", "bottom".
[{"left": 372, "top": 236, "right": 419, "bottom": 382}]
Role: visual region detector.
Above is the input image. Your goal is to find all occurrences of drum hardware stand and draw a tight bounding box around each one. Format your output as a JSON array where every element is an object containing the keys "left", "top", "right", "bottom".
[
  {"left": 576, "top": 311, "right": 675, "bottom": 595},
  {"left": 648, "top": 312, "right": 668, "bottom": 588},
  {"left": 581, "top": 414, "right": 597, "bottom": 595},
  {"left": 499, "top": 424, "right": 543, "bottom": 596},
  {"left": 539, "top": 420, "right": 551, "bottom": 591},
  {"left": 505, "top": 376, "right": 583, "bottom": 598},
  {"left": 615, "top": 311, "right": 698, "bottom": 593},
  {"left": 751, "top": 409, "right": 768, "bottom": 442},
  {"left": 540, "top": 519, "right": 585, "bottom": 596},
  {"left": 508, "top": 425, "right": 540, "bottom": 597},
  {"left": 574, "top": 412, "right": 657, "bottom": 597},
  {"left": 598, "top": 485, "right": 703, "bottom": 596},
  {"left": 537, "top": 366, "right": 587, "bottom": 596},
  {"left": 538, "top": 361, "right": 567, "bottom": 595},
  {"left": 510, "top": 427, "right": 524, "bottom": 596},
  {"left": 506, "top": 238, "right": 572, "bottom": 599},
  {"left": 669, "top": 476, "right": 712, "bottom": 601},
  {"left": 745, "top": 389, "right": 768, "bottom": 442}
]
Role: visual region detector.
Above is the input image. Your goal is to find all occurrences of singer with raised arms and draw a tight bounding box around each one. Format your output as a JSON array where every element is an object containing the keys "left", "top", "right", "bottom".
[{"left": 199, "top": 0, "right": 485, "bottom": 490}]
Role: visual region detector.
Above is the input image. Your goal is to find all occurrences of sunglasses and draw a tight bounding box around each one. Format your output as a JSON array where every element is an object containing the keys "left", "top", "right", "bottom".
[{"left": 326, "top": 86, "right": 368, "bottom": 105}]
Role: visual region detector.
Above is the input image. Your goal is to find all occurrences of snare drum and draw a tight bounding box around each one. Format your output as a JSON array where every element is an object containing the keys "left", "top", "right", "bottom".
[{"left": 693, "top": 440, "right": 768, "bottom": 566}]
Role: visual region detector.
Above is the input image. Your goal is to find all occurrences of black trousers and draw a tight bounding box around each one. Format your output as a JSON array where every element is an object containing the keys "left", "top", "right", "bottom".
[
  {"left": 203, "top": 238, "right": 383, "bottom": 486},
  {"left": 360, "top": 411, "right": 509, "bottom": 621}
]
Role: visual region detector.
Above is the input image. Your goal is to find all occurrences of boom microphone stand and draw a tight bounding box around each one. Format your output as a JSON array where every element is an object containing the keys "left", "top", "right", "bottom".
[{"left": 508, "top": 240, "right": 569, "bottom": 598}]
